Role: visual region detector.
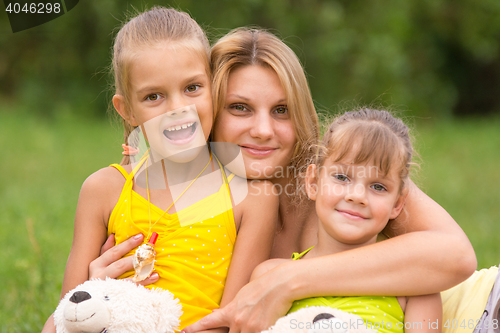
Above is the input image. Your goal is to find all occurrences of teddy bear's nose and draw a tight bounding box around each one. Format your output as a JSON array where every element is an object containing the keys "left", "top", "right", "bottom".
[{"left": 69, "top": 291, "right": 92, "bottom": 304}]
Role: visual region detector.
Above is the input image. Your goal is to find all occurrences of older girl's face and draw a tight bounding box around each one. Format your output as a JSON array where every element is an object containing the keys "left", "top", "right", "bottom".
[{"left": 213, "top": 65, "right": 296, "bottom": 180}]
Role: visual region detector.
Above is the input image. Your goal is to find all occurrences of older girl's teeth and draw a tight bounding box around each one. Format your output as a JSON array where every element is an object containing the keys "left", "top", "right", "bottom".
[{"left": 166, "top": 122, "right": 194, "bottom": 132}]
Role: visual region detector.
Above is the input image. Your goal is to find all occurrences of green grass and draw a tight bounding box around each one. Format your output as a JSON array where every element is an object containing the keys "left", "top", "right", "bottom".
[
  {"left": 415, "top": 119, "right": 500, "bottom": 269},
  {"left": 0, "top": 110, "right": 121, "bottom": 332},
  {"left": 0, "top": 111, "right": 499, "bottom": 331}
]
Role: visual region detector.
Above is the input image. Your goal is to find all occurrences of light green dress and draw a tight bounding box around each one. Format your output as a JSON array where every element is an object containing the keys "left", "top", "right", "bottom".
[{"left": 288, "top": 247, "right": 405, "bottom": 333}]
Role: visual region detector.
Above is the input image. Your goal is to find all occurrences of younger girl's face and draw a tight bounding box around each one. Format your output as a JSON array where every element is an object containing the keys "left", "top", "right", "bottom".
[
  {"left": 212, "top": 65, "right": 296, "bottom": 180},
  {"left": 115, "top": 43, "right": 212, "bottom": 162},
  {"left": 306, "top": 157, "right": 406, "bottom": 248}
]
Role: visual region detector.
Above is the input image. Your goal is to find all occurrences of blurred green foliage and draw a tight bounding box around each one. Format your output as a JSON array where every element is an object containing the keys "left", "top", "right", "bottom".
[{"left": 0, "top": 0, "right": 499, "bottom": 119}]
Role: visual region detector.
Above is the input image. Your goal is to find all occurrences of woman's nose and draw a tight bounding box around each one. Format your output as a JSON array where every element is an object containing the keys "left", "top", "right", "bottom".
[{"left": 249, "top": 111, "right": 274, "bottom": 140}]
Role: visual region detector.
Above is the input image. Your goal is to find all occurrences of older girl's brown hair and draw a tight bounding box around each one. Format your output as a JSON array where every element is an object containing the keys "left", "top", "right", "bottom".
[
  {"left": 111, "top": 6, "right": 210, "bottom": 163},
  {"left": 319, "top": 108, "right": 414, "bottom": 189},
  {"left": 210, "top": 27, "right": 319, "bottom": 177}
]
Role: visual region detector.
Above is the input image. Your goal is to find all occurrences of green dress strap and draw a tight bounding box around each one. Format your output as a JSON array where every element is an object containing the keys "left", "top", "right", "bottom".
[{"left": 291, "top": 246, "right": 314, "bottom": 260}]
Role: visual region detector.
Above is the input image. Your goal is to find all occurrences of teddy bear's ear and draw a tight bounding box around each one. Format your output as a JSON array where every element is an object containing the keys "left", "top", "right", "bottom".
[{"left": 313, "top": 313, "right": 335, "bottom": 323}]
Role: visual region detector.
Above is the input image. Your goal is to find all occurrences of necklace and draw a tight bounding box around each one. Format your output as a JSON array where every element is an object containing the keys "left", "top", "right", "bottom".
[{"left": 132, "top": 152, "right": 213, "bottom": 282}]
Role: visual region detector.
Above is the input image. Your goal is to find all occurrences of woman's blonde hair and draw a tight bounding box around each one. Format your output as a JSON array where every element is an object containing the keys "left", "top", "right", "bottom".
[
  {"left": 111, "top": 6, "right": 210, "bottom": 163},
  {"left": 210, "top": 28, "right": 319, "bottom": 175},
  {"left": 319, "top": 108, "right": 414, "bottom": 190}
]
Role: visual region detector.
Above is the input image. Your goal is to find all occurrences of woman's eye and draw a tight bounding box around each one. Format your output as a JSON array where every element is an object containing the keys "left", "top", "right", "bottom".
[
  {"left": 334, "top": 174, "right": 349, "bottom": 182},
  {"left": 186, "top": 85, "right": 199, "bottom": 92},
  {"left": 371, "top": 184, "right": 387, "bottom": 192},
  {"left": 274, "top": 106, "right": 288, "bottom": 114},
  {"left": 146, "top": 94, "right": 160, "bottom": 101},
  {"left": 231, "top": 104, "right": 248, "bottom": 112}
]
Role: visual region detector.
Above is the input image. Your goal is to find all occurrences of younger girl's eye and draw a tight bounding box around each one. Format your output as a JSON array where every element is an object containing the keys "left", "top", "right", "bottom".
[
  {"left": 274, "top": 106, "right": 288, "bottom": 114},
  {"left": 186, "top": 84, "right": 199, "bottom": 92},
  {"left": 334, "top": 174, "right": 349, "bottom": 182},
  {"left": 146, "top": 94, "right": 160, "bottom": 101},
  {"left": 371, "top": 184, "right": 387, "bottom": 192}
]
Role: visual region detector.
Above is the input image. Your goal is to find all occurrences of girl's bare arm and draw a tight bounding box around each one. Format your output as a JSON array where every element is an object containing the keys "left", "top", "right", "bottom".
[
  {"left": 41, "top": 167, "right": 122, "bottom": 333},
  {"left": 404, "top": 293, "right": 442, "bottom": 333}
]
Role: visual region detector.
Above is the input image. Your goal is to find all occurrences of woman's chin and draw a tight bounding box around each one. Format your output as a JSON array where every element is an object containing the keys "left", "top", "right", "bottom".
[{"left": 244, "top": 162, "right": 284, "bottom": 181}]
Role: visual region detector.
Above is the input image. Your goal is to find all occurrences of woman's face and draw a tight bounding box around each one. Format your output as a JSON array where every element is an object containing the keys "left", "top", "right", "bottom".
[{"left": 213, "top": 65, "right": 296, "bottom": 180}]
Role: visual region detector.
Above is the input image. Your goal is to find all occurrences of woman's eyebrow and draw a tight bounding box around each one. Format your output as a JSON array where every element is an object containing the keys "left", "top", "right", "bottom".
[
  {"left": 227, "top": 93, "right": 250, "bottom": 101},
  {"left": 227, "top": 94, "right": 287, "bottom": 105}
]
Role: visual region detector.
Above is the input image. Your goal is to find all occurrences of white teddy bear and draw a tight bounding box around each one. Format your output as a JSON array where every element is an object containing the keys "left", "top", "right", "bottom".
[
  {"left": 54, "top": 278, "right": 182, "bottom": 333},
  {"left": 261, "top": 306, "right": 375, "bottom": 333}
]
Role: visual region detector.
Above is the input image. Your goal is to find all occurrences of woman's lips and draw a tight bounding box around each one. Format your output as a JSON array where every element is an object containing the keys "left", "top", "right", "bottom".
[
  {"left": 240, "top": 144, "right": 277, "bottom": 157},
  {"left": 336, "top": 209, "right": 367, "bottom": 221}
]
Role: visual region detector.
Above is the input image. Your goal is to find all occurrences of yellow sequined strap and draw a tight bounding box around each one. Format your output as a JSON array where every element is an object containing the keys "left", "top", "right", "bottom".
[
  {"left": 212, "top": 154, "right": 235, "bottom": 185},
  {"left": 291, "top": 246, "right": 314, "bottom": 260},
  {"left": 130, "top": 150, "right": 151, "bottom": 177},
  {"left": 109, "top": 163, "right": 129, "bottom": 178}
]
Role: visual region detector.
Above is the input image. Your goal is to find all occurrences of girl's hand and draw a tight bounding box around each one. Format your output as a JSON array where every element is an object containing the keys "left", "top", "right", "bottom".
[
  {"left": 88, "top": 233, "right": 159, "bottom": 285},
  {"left": 182, "top": 268, "right": 293, "bottom": 333}
]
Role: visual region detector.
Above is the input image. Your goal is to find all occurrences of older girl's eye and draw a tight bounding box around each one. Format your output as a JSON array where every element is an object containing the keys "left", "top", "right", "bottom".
[
  {"left": 371, "top": 184, "right": 387, "bottom": 192},
  {"left": 146, "top": 94, "right": 159, "bottom": 101},
  {"left": 274, "top": 106, "right": 288, "bottom": 114},
  {"left": 186, "top": 84, "right": 199, "bottom": 92}
]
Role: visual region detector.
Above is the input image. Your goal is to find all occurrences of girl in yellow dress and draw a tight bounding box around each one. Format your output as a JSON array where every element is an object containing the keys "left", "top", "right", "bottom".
[{"left": 42, "top": 7, "right": 278, "bottom": 333}]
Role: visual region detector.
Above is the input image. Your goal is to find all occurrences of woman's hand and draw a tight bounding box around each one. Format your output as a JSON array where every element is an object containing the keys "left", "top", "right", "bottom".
[
  {"left": 182, "top": 266, "right": 294, "bottom": 333},
  {"left": 88, "top": 233, "right": 159, "bottom": 285}
]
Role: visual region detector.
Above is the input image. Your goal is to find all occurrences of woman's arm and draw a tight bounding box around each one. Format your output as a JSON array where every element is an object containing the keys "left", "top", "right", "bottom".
[
  {"left": 219, "top": 180, "right": 278, "bottom": 309},
  {"left": 182, "top": 181, "right": 476, "bottom": 333},
  {"left": 195, "top": 180, "right": 278, "bottom": 333},
  {"left": 386, "top": 180, "right": 477, "bottom": 287}
]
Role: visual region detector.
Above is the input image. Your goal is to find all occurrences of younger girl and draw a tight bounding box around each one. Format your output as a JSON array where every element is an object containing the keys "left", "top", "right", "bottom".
[
  {"left": 252, "top": 109, "right": 442, "bottom": 333},
  {"left": 42, "top": 7, "right": 277, "bottom": 332}
]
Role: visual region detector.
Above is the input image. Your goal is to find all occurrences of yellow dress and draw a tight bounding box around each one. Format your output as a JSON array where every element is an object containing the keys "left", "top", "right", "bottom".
[
  {"left": 107, "top": 156, "right": 237, "bottom": 329},
  {"left": 441, "top": 266, "right": 498, "bottom": 333}
]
